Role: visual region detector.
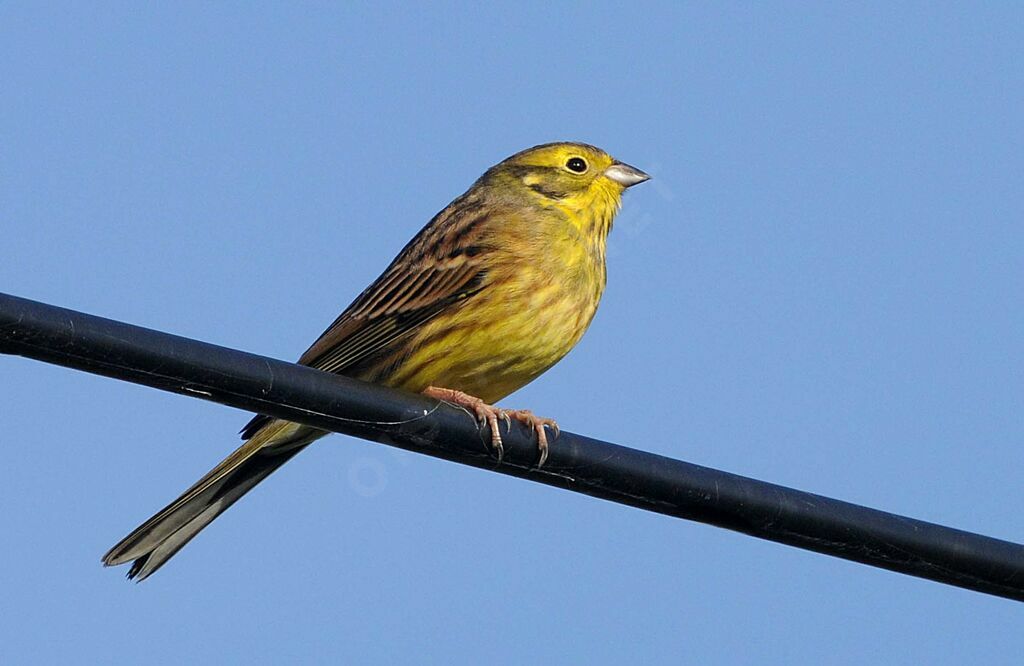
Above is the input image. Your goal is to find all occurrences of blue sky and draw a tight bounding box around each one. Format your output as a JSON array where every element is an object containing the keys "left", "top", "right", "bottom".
[{"left": 2, "top": 2, "right": 1022, "bottom": 663}]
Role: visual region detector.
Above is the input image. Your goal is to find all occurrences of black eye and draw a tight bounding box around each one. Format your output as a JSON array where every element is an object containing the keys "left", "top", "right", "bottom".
[{"left": 566, "top": 157, "right": 587, "bottom": 173}]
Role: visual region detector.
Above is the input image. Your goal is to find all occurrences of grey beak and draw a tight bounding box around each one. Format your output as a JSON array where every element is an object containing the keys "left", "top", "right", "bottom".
[{"left": 604, "top": 161, "right": 650, "bottom": 187}]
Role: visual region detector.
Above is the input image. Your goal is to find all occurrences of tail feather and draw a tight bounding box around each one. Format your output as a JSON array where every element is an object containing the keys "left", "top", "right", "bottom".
[{"left": 103, "top": 420, "right": 323, "bottom": 581}]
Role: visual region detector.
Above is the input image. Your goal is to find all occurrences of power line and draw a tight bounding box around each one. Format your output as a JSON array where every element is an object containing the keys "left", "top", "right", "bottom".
[{"left": 2, "top": 290, "right": 1022, "bottom": 601}]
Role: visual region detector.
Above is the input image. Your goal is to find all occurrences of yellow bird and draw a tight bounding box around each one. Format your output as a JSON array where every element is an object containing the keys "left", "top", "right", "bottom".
[{"left": 103, "top": 142, "right": 649, "bottom": 580}]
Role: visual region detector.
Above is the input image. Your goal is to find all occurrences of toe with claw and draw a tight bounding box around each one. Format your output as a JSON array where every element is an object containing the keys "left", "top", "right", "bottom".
[
  {"left": 422, "top": 387, "right": 560, "bottom": 466},
  {"left": 504, "top": 409, "right": 559, "bottom": 467}
]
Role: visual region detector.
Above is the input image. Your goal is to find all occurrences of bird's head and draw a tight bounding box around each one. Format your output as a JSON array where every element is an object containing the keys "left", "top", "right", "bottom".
[{"left": 485, "top": 142, "right": 649, "bottom": 211}]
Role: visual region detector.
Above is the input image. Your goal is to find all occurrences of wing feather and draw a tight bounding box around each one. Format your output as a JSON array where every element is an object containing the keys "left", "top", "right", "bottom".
[
  {"left": 239, "top": 202, "right": 496, "bottom": 440},
  {"left": 299, "top": 260, "right": 486, "bottom": 370}
]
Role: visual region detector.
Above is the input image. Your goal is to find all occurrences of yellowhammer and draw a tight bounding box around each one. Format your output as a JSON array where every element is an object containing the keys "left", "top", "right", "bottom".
[{"left": 103, "top": 142, "right": 649, "bottom": 580}]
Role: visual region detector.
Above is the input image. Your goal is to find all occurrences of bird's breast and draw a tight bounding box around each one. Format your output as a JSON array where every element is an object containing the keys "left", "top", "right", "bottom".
[{"left": 383, "top": 239, "right": 606, "bottom": 404}]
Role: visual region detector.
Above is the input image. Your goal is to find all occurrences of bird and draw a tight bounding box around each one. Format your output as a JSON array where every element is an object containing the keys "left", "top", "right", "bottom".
[{"left": 102, "top": 141, "right": 649, "bottom": 580}]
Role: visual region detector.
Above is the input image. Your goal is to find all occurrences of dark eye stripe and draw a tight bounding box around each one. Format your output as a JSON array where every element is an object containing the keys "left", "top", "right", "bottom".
[{"left": 528, "top": 182, "right": 568, "bottom": 200}]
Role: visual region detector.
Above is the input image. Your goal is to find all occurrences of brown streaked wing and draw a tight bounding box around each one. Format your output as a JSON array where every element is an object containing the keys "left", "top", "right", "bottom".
[
  {"left": 299, "top": 260, "right": 487, "bottom": 373},
  {"left": 239, "top": 208, "right": 495, "bottom": 440}
]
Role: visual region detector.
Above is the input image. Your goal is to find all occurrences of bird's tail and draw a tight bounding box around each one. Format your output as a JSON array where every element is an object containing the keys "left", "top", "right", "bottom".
[{"left": 102, "top": 420, "right": 324, "bottom": 581}]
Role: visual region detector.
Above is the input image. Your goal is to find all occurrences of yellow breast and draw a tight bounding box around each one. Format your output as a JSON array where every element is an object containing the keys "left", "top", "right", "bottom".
[
  {"left": 386, "top": 260, "right": 600, "bottom": 403},
  {"left": 387, "top": 209, "right": 611, "bottom": 403}
]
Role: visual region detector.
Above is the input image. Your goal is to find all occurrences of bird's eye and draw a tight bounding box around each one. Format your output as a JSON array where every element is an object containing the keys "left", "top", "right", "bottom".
[{"left": 566, "top": 157, "right": 588, "bottom": 173}]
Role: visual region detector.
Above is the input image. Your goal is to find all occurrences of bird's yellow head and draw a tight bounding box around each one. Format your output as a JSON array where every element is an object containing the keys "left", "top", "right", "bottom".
[{"left": 486, "top": 142, "right": 650, "bottom": 210}]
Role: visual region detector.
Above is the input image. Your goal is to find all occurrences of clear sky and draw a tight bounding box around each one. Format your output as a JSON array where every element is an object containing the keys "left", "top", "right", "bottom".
[{"left": 2, "top": 3, "right": 1022, "bottom": 664}]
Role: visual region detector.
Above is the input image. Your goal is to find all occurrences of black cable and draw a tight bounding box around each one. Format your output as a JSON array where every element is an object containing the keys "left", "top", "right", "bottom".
[{"left": 2, "top": 290, "right": 1022, "bottom": 601}]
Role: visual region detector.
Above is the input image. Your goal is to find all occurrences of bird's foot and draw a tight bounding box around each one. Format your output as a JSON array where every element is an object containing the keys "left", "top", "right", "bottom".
[
  {"left": 501, "top": 409, "right": 559, "bottom": 467},
  {"left": 422, "top": 387, "right": 559, "bottom": 466}
]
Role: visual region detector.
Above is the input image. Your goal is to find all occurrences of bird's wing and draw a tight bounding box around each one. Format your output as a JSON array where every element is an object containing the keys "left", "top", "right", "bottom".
[
  {"left": 240, "top": 203, "right": 497, "bottom": 439},
  {"left": 298, "top": 258, "right": 488, "bottom": 373}
]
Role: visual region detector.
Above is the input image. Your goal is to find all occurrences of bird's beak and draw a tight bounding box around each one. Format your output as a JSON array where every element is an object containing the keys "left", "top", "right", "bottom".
[{"left": 604, "top": 161, "right": 650, "bottom": 187}]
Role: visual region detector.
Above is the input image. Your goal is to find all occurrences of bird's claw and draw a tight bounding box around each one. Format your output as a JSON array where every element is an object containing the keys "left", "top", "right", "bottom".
[
  {"left": 422, "top": 386, "right": 559, "bottom": 467},
  {"left": 504, "top": 409, "right": 559, "bottom": 468}
]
